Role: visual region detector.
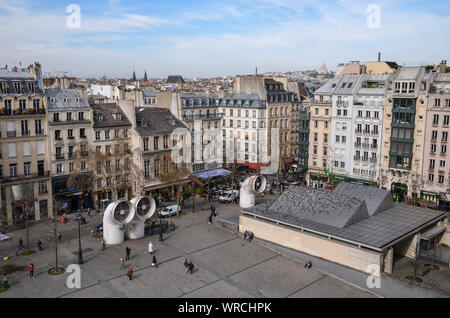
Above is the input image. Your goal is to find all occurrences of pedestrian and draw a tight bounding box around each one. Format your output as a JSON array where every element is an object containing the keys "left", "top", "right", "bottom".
[
  {"left": 184, "top": 259, "right": 189, "bottom": 273},
  {"left": 19, "top": 237, "right": 24, "bottom": 249},
  {"left": 152, "top": 255, "right": 158, "bottom": 268},
  {"left": 125, "top": 247, "right": 131, "bottom": 260},
  {"left": 249, "top": 232, "right": 254, "bottom": 242},
  {"left": 87, "top": 209, "right": 92, "bottom": 217},
  {"left": 127, "top": 268, "right": 133, "bottom": 280},
  {"left": 37, "top": 240, "right": 42, "bottom": 251},
  {"left": 102, "top": 239, "right": 106, "bottom": 250},
  {"left": 305, "top": 260, "right": 312, "bottom": 269},
  {"left": 120, "top": 256, "right": 125, "bottom": 270},
  {"left": 29, "top": 263, "right": 34, "bottom": 279},
  {"left": 148, "top": 241, "right": 153, "bottom": 254},
  {"left": 188, "top": 261, "right": 195, "bottom": 274},
  {"left": 208, "top": 214, "right": 212, "bottom": 224},
  {"left": 3, "top": 273, "right": 9, "bottom": 288},
  {"left": 243, "top": 231, "right": 248, "bottom": 240}
]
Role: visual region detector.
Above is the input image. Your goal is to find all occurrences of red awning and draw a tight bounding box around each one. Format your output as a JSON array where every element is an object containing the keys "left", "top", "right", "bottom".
[{"left": 189, "top": 176, "right": 206, "bottom": 188}]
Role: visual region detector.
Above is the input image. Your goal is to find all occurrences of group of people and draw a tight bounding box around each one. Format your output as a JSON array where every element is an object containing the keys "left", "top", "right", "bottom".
[
  {"left": 121, "top": 242, "right": 159, "bottom": 281},
  {"left": 183, "top": 259, "right": 195, "bottom": 274},
  {"left": 243, "top": 230, "right": 254, "bottom": 242}
]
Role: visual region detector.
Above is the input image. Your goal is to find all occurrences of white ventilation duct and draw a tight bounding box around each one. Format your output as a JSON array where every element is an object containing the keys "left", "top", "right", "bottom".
[
  {"left": 240, "top": 175, "right": 267, "bottom": 209},
  {"left": 103, "top": 200, "right": 134, "bottom": 245},
  {"left": 125, "top": 196, "right": 156, "bottom": 239}
]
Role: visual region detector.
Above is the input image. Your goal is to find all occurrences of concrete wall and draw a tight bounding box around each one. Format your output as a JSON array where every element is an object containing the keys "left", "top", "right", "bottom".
[
  {"left": 394, "top": 234, "right": 418, "bottom": 259},
  {"left": 240, "top": 214, "right": 382, "bottom": 273}
]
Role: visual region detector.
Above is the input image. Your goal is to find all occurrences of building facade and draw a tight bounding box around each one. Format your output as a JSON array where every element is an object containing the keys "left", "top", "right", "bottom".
[
  {"left": 0, "top": 65, "right": 53, "bottom": 225},
  {"left": 46, "top": 88, "right": 94, "bottom": 213}
]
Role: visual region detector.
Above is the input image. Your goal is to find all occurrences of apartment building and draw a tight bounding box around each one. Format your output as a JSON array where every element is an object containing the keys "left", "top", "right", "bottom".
[
  {"left": 0, "top": 65, "right": 52, "bottom": 225},
  {"left": 329, "top": 75, "right": 362, "bottom": 183},
  {"left": 46, "top": 88, "right": 94, "bottom": 212},
  {"left": 181, "top": 92, "right": 223, "bottom": 172},
  {"left": 134, "top": 107, "right": 191, "bottom": 196},
  {"left": 219, "top": 93, "right": 267, "bottom": 170},
  {"left": 380, "top": 66, "right": 429, "bottom": 201},
  {"left": 92, "top": 103, "right": 132, "bottom": 206},
  {"left": 307, "top": 79, "right": 337, "bottom": 187},
  {"left": 422, "top": 72, "right": 450, "bottom": 206},
  {"left": 351, "top": 74, "right": 391, "bottom": 186}
]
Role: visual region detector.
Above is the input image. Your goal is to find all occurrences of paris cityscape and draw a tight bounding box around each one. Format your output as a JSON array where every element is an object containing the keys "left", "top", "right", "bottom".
[{"left": 0, "top": 0, "right": 449, "bottom": 304}]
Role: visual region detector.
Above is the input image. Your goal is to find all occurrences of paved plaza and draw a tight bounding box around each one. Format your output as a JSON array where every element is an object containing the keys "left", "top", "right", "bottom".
[{"left": 0, "top": 195, "right": 378, "bottom": 298}]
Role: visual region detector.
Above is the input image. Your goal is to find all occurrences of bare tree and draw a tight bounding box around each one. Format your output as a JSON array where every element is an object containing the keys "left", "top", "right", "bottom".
[{"left": 44, "top": 199, "right": 65, "bottom": 274}]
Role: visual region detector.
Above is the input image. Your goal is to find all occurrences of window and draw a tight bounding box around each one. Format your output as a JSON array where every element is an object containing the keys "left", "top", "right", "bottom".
[
  {"left": 68, "top": 129, "right": 73, "bottom": 139},
  {"left": 435, "top": 99, "right": 441, "bottom": 107},
  {"left": 164, "top": 135, "right": 169, "bottom": 149},
  {"left": 444, "top": 115, "right": 449, "bottom": 126},
  {"left": 154, "top": 136, "right": 159, "bottom": 150},
  {"left": 24, "top": 162, "right": 31, "bottom": 176},
  {"left": 429, "top": 174, "right": 434, "bottom": 182},
  {"left": 114, "top": 130, "right": 119, "bottom": 138},
  {"left": 429, "top": 159, "right": 435, "bottom": 170},
  {"left": 324, "top": 134, "right": 328, "bottom": 143},
  {"left": 81, "top": 161, "right": 86, "bottom": 171},
  {"left": 95, "top": 131, "right": 101, "bottom": 140},
  {"left": 432, "top": 131, "right": 438, "bottom": 140},
  {"left": 36, "top": 140, "right": 44, "bottom": 154},
  {"left": 433, "top": 114, "right": 439, "bottom": 125},
  {"left": 53, "top": 113, "right": 59, "bottom": 122},
  {"left": 315, "top": 108, "right": 319, "bottom": 115},
  {"left": 22, "top": 142, "right": 30, "bottom": 156},
  {"left": 8, "top": 143, "right": 16, "bottom": 157},
  {"left": 438, "top": 175, "right": 444, "bottom": 184},
  {"left": 341, "top": 162, "right": 345, "bottom": 168},
  {"left": 343, "top": 110, "right": 347, "bottom": 116},
  {"left": 143, "top": 138, "right": 149, "bottom": 151},
  {"left": 336, "top": 135, "right": 340, "bottom": 143},
  {"left": 443, "top": 132, "right": 448, "bottom": 142},
  {"left": 431, "top": 144, "right": 437, "bottom": 153},
  {"left": 124, "top": 129, "right": 128, "bottom": 138},
  {"left": 314, "top": 121, "right": 318, "bottom": 128},
  {"left": 80, "top": 128, "right": 86, "bottom": 138},
  {"left": 374, "top": 111, "right": 379, "bottom": 119},
  {"left": 78, "top": 112, "right": 84, "bottom": 121},
  {"left": 9, "top": 164, "right": 17, "bottom": 178},
  {"left": 67, "top": 112, "right": 72, "bottom": 121},
  {"left": 56, "top": 164, "right": 63, "bottom": 174},
  {"left": 55, "top": 130, "right": 61, "bottom": 141},
  {"left": 442, "top": 145, "right": 447, "bottom": 155},
  {"left": 342, "top": 136, "right": 346, "bottom": 143},
  {"left": 105, "top": 130, "right": 110, "bottom": 140}
]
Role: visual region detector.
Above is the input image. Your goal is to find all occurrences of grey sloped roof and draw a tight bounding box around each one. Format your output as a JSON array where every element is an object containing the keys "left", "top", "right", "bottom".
[
  {"left": 333, "top": 183, "right": 393, "bottom": 216},
  {"left": 135, "top": 107, "right": 187, "bottom": 134},
  {"left": 244, "top": 186, "right": 446, "bottom": 250},
  {"left": 45, "top": 88, "right": 90, "bottom": 111},
  {"left": 314, "top": 78, "right": 339, "bottom": 94},
  {"left": 435, "top": 73, "right": 450, "bottom": 82},
  {"left": 356, "top": 88, "right": 386, "bottom": 96},
  {"left": 263, "top": 186, "right": 369, "bottom": 228},
  {"left": 333, "top": 74, "right": 363, "bottom": 95},
  {"left": 143, "top": 90, "right": 156, "bottom": 98},
  {"left": 0, "top": 70, "right": 34, "bottom": 80},
  {"left": 92, "top": 103, "right": 131, "bottom": 128},
  {"left": 396, "top": 67, "right": 421, "bottom": 80}
]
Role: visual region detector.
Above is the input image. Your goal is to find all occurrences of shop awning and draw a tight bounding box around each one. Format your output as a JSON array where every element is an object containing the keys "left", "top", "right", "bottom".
[
  {"left": 189, "top": 176, "right": 206, "bottom": 188},
  {"left": 420, "top": 226, "right": 446, "bottom": 241},
  {"left": 192, "top": 168, "right": 231, "bottom": 180}
]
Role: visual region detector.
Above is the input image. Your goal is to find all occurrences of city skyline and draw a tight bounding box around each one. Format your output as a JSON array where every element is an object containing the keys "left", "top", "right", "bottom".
[{"left": 1, "top": 0, "right": 449, "bottom": 78}]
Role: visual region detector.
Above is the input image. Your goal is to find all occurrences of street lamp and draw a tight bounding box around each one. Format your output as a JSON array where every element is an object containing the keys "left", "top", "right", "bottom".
[
  {"left": 158, "top": 213, "right": 164, "bottom": 242},
  {"left": 77, "top": 211, "right": 83, "bottom": 264}
]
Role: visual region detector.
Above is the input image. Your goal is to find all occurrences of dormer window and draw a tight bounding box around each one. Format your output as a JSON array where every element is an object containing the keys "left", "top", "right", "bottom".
[
  {"left": 63, "top": 97, "right": 68, "bottom": 103},
  {"left": 114, "top": 113, "right": 122, "bottom": 121}
]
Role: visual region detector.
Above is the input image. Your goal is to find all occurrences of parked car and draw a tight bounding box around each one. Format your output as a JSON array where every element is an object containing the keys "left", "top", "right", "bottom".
[
  {"left": 219, "top": 190, "right": 240, "bottom": 204},
  {"left": 158, "top": 205, "right": 181, "bottom": 218},
  {"left": 96, "top": 223, "right": 103, "bottom": 233}
]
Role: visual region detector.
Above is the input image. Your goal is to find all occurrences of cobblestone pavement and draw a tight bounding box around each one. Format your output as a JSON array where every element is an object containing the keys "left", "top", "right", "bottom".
[{"left": 0, "top": 194, "right": 377, "bottom": 298}]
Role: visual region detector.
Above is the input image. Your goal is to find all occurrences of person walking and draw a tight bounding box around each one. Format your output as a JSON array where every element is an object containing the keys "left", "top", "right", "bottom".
[
  {"left": 152, "top": 255, "right": 158, "bottom": 268},
  {"left": 3, "top": 273, "right": 9, "bottom": 288},
  {"left": 125, "top": 247, "right": 131, "bottom": 260},
  {"left": 19, "top": 237, "right": 24, "bottom": 249},
  {"left": 37, "top": 240, "right": 42, "bottom": 251},
  {"left": 188, "top": 261, "right": 195, "bottom": 274},
  {"left": 102, "top": 239, "right": 106, "bottom": 250},
  {"left": 208, "top": 214, "right": 212, "bottom": 224},
  {"left": 184, "top": 259, "right": 189, "bottom": 273},
  {"left": 127, "top": 268, "right": 133, "bottom": 280},
  {"left": 29, "top": 263, "right": 34, "bottom": 279},
  {"left": 148, "top": 241, "right": 153, "bottom": 254},
  {"left": 120, "top": 256, "right": 125, "bottom": 270}
]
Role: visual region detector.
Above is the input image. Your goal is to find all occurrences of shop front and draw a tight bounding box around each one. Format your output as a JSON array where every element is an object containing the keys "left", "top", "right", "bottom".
[{"left": 420, "top": 190, "right": 439, "bottom": 209}]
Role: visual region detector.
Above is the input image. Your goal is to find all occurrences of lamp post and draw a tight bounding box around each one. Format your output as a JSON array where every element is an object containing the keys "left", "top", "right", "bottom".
[
  {"left": 158, "top": 214, "right": 163, "bottom": 242},
  {"left": 77, "top": 211, "right": 83, "bottom": 264}
]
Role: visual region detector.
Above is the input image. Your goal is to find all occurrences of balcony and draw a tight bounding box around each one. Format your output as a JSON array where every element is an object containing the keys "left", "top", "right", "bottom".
[
  {"left": 80, "top": 135, "right": 87, "bottom": 139},
  {"left": 354, "top": 156, "right": 361, "bottom": 161},
  {"left": 370, "top": 158, "right": 377, "bottom": 164},
  {"left": 362, "top": 143, "right": 370, "bottom": 149},
  {"left": 183, "top": 113, "right": 224, "bottom": 121},
  {"left": 55, "top": 154, "right": 64, "bottom": 160},
  {"left": 363, "top": 130, "right": 371, "bottom": 136},
  {"left": 21, "top": 130, "right": 30, "bottom": 136},
  {"left": 371, "top": 144, "right": 378, "bottom": 150},
  {"left": 354, "top": 143, "right": 361, "bottom": 148},
  {"left": 6, "top": 131, "right": 16, "bottom": 137},
  {"left": 355, "top": 129, "right": 362, "bottom": 135},
  {"left": 68, "top": 136, "right": 75, "bottom": 140},
  {"left": 361, "top": 157, "right": 369, "bottom": 163},
  {"left": 1, "top": 170, "right": 50, "bottom": 184},
  {"left": 81, "top": 151, "right": 89, "bottom": 157},
  {"left": 0, "top": 108, "right": 46, "bottom": 117},
  {"left": 35, "top": 130, "right": 45, "bottom": 136}
]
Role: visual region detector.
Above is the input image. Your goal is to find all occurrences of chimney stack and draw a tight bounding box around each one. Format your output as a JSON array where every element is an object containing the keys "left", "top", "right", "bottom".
[
  {"left": 378, "top": 52, "right": 381, "bottom": 62},
  {"left": 440, "top": 60, "right": 447, "bottom": 73}
]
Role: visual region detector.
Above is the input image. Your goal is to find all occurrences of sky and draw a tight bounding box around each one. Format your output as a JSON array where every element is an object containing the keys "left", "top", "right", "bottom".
[{"left": 0, "top": 0, "right": 449, "bottom": 78}]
